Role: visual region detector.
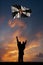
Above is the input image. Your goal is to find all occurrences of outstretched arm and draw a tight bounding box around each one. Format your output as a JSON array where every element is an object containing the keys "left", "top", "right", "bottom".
[{"left": 16, "top": 36, "right": 19, "bottom": 44}]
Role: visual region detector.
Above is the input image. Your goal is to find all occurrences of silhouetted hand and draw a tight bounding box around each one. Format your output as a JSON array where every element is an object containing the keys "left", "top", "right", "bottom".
[
  {"left": 25, "top": 40, "right": 27, "bottom": 44},
  {"left": 16, "top": 36, "right": 18, "bottom": 39}
]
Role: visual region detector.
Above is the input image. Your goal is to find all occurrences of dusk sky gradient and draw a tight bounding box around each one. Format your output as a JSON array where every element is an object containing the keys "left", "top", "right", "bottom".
[{"left": 0, "top": 0, "right": 43, "bottom": 62}]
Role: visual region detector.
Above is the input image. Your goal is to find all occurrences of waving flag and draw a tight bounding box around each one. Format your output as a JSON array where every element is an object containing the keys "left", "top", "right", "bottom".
[{"left": 11, "top": 4, "right": 32, "bottom": 19}]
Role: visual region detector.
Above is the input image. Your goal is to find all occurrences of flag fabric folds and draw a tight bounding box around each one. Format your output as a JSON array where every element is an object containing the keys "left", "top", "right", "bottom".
[{"left": 11, "top": 4, "right": 32, "bottom": 19}]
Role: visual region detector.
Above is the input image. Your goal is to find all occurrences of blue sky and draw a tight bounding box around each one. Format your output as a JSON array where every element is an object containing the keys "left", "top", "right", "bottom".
[{"left": 0, "top": 0, "right": 43, "bottom": 32}]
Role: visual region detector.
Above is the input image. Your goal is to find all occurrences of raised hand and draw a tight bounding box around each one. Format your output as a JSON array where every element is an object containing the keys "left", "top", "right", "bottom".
[
  {"left": 25, "top": 40, "right": 27, "bottom": 44},
  {"left": 16, "top": 36, "right": 18, "bottom": 39}
]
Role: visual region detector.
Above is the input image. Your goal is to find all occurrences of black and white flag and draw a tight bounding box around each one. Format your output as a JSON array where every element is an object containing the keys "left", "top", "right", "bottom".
[{"left": 11, "top": 4, "right": 32, "bottom": 19}]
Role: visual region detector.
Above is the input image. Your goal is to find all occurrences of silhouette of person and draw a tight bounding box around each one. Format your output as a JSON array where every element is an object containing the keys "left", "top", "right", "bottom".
[{"left": 16, "top": 36, "right": 27, "bottom": 62}]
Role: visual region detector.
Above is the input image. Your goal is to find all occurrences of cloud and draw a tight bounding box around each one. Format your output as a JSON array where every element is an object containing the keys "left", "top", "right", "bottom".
[
  {"left": 12, "top": 29, "right": 22, "bottom": 38},
  {"left": 27, "top": 41, "right": 40, "bottom": 50},
  {"left": 1, "top": 50, "right": 18, "bottom": 62},
  {"left": 0, "top": 18, "right": 43, "bottom": 62},
  {"left": 12, "top": 29, "right": 27, "bottom": 43},
  {"left": 25, "top": 32, "right": 43, "bottom": 62},
  {"left": 8, "top": 19, "right": 26, "bottom": 28},
  {"left": 0, "top": 29, "right": 27, "bottom": 62},
  {"left": 31, "top": 53, "right": 43, "bottom": 62},
  {"left": 0, "top": 42, "right": 18, "bottom": 62},
  {"left": 1, "top": 31, "right": 43, "bottom": 62},
  {"left": 25, "top": 32, "right": 42, "bottom": 51},
  {"left": 35, "top": 32, "right": 43, "bottom": 39},
  {"left": 36, "top": 53, "right": 43, "bottom": 58}
]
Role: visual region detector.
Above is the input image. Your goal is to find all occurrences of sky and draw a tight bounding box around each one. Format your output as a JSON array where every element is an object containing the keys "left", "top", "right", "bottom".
[{"left": 0, "top": 0, "right": 43, "bottom": 62}]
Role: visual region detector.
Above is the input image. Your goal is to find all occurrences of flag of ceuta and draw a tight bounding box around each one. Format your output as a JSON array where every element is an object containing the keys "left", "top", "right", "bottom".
[{"left": 11, "top": 4, "right": 32, "bottom": 19}]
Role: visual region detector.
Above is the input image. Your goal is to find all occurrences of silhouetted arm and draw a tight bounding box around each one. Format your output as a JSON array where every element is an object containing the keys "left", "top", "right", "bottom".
[
  {"left": 16, "top": 36, "right": 19, "bottom": 45},
  {"left": 16, "top": 36, "right": 21, "bottom": 50}
]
